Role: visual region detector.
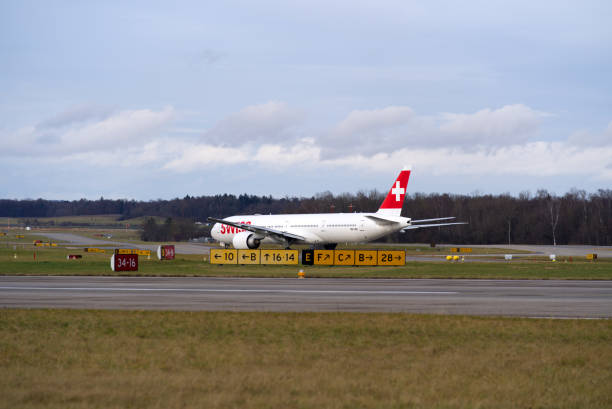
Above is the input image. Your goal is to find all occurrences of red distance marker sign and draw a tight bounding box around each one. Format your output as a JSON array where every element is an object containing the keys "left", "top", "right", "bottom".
[
  {"left": 112, "top": 254, "right": 138, "bottom": 271},
  {"left": 157, "top": 245, "right": 175, "bottom": 260}
]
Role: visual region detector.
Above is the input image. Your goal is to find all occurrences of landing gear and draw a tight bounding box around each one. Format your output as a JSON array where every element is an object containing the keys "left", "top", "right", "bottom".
[{"left": 282, "top": 238, "right": 295, "bottom": 249}]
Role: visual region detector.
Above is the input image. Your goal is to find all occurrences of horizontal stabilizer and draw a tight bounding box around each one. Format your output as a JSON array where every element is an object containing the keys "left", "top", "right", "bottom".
[
  {"left": 411, "top": 217, "right": 456, "bottom": 223},
  {"left": 365, "top": 214, "right": 401, "bottom": 225},
  {"left": 401, "top": 222, "right": 468, "bottom": 231}
]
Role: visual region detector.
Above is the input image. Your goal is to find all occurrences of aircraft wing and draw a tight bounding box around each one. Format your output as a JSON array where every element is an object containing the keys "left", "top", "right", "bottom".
[
  {"left": 207, "top": 217, "right": 306, "bottom": 241},
  {"left": 401, "top": 222, "right": 468, "bottom": 231}
]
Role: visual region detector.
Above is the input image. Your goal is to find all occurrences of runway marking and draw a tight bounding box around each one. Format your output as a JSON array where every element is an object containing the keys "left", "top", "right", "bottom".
[{"left": 0, "top": 286, "right": 457, "bottom": 295}]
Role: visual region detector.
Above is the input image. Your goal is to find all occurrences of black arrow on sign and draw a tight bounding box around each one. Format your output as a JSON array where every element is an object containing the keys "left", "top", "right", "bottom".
[
  {"left": 242, "top": 254, "right": 249, "bottom": 260},
  {"left": 214, "top": 254, "right": 221, "bottom": 259},
  {"left": 366, "top": 255, "right": 373, "bottom": 260}
]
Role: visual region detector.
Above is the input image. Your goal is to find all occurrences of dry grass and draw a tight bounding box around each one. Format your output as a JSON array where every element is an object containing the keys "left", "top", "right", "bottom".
[
  {"left": 0, "top": 309, "right": 610, "bottom": 409},
  {"left": 4, "top": 214, "right": 165, "bottom": 227},
  {"left": 40, "top": 227, "right": 143, "bottom": 242}
]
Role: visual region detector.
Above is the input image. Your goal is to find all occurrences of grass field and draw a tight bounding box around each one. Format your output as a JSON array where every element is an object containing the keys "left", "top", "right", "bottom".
[
  {"left": 2, "top": 214, "right": 165, "bottom": 228},
  {"left": 0, "top": 309, "right": 610, "bottom": 409},
  {"left": 1, "top": 230, "right": 610, "bottom": 279},
  {"left": 1, "top": 246, "right": 611, "bottom": 280},
  {"left": 42, "top": 227, "right": 143, "bottom": 242}
]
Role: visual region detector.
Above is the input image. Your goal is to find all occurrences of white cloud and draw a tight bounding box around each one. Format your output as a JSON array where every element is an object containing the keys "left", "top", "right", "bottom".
[
  {"left": 160, "top": 138, "right": 320, "bottom": 173},
  {"left": 64, "top": 140, "right": 171, "bottom": 168},
  {"left": 163, "top": 144, "right": 248, "bottom": 172},
  {"left": 567, "top": 120, "right": 612, "bottom": 147},
  {"left": 3, "top": 102, "right": 611, "bottom": 194},
  {"left": 253, "top": 138, "right": 320, "bottom": 166},
  {"left": 1, "top": 107, "right": 175, "bottom": 157},
  {"left": 334, "top": 106, "right": 415, "bottom": 137},
  {"left": 157, "top": 136, "right": 612, "bottom": 184},
  {"left": 319, "top": 142, "right": 612, "bottom": 182},
  {"left": 438, "top": 104, "right": 548, "bottom": 145},
  {"left": 319, "top": 104, "right": 550, "bottom": 157},
  {"left": 320, "top": 106, "right": 418, "bottom": 157},
  {"left": 202, "top": 101, "right": 303, "bottom": 145},
  {"left": 36, "top": 104, "right": 115, "bottom": 129},
  {"left": 59, "top": 106, "right": 175, "bottom": 153}
]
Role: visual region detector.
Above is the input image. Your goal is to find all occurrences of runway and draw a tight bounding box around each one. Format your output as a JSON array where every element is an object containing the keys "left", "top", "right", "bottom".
[{"left": 1, "top": 276, "right": 611, "bottom": 318}]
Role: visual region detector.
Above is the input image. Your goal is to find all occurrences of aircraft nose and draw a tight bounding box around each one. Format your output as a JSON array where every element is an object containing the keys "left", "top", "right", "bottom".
[{"left": 211, "top": 223, "right": 220, "bottom": 240}]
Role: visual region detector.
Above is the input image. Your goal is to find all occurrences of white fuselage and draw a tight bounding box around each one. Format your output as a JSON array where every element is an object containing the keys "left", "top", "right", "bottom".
[{"left": 211, "top": 213, "right": 411, "bottom": 246}]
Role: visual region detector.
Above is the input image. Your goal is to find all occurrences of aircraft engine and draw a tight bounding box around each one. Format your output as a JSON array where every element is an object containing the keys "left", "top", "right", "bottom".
[{"left": 232, "top": 232, "right": 261, "bottom": 249}]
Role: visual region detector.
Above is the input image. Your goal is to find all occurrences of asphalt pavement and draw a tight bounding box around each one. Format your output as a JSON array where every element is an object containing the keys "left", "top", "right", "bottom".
[
  {"left": 36, "top": 232, "right": 212, "bottom": 254},
  {"left": 1, "top": 276, "right": 610, "bottom": 318}
]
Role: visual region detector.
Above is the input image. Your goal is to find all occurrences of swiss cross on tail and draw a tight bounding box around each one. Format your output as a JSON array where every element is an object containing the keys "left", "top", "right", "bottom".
[
  {"left": 391, "top": 181, "right": 405, "bottom": 201},
  {"left": 377, "top": 166, "right": 411, "bottom": 216}
]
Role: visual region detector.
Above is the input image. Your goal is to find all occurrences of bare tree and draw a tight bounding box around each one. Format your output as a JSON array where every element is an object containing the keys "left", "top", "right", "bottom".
[{"left": 548, "top": 197, "right": 561, "bottom": 246}]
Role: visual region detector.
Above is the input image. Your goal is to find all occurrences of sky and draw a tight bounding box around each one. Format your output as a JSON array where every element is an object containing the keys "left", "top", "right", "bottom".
[{"left": 1, "top": 0, "right": 611, "bottom": 200}]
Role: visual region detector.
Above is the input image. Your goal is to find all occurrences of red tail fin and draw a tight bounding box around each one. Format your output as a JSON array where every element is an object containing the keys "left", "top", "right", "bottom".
[{"left": 377, "top": 167, "right": 411, "bottom": 216}]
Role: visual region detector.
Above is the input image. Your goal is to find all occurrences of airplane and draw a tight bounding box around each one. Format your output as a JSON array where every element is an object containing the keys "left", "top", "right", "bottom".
[{"left": 209, "top": 167, "right": 467, "bottom": 249}]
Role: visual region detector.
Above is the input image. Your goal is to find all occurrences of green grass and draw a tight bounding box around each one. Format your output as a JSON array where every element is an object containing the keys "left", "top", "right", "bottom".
[
  {"left": 1, "top": 246, "right": 611, "bottom": 279},
  {"left": 0, "top": 309, "right": 610, "bottom": 409}
]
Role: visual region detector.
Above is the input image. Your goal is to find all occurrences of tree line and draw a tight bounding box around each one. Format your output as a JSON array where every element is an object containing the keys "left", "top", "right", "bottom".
[
  {"left": 1, "top": 188, "right": 611, "bottom": 245},
  {"left": 140, "top": 217, "right": 204, "bottom": 242}
]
